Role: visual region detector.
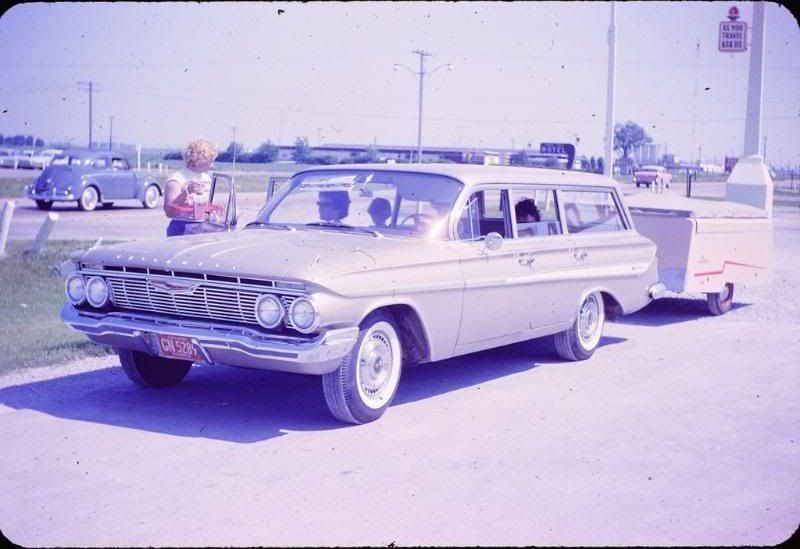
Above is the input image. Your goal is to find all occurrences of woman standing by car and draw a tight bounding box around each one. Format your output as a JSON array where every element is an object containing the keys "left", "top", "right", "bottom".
[{"left": 163, "top": 138, "right": 218, "bottom": 236}]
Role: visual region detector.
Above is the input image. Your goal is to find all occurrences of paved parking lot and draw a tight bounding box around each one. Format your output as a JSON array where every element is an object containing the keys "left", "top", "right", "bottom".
[{"left": 0, "top": 194, "right": 798, "bottom": 545}]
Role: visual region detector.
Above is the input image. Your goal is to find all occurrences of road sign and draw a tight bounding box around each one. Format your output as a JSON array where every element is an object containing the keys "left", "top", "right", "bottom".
[
  {"left": 719, "top": 20, "right": 747, "bottom": 52},
  {"left": 539, "top": 142, "right": 575, "bottom": 169}
]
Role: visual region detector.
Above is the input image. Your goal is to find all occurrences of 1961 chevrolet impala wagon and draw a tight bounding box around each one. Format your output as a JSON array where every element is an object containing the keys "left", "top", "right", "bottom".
[{"left": 61, "top": 164, "right": 662, "bottom": 423}]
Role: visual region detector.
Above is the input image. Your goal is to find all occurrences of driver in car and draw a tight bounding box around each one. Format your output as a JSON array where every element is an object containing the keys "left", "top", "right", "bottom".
[{"left": 317, "top": 190, "right": 351, "bottom": 224}]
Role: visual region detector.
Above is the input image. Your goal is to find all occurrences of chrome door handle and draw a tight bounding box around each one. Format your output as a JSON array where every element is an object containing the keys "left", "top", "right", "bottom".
[
  {"left": 518, "top": 253, "right": 536, "bottom": 266},
  {"left": 573, "top": 249, "right": 588, "bottom": 260}
]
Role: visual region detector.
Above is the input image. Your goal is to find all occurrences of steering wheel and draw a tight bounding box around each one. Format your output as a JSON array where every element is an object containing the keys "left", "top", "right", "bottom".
[{"left": 399, "top": 213, "right": 435, "bottom": 228}]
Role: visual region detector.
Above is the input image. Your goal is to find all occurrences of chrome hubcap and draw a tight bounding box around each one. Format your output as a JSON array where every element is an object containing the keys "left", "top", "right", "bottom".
[
  {"left": 82, "top": 188, "right": 97, "bottom": 210},
  {"left": 356, "top": 322, "right": 400, "bottom": 410},
  {"left": 145, "top": 186, "right": 158, "bottom": 206},
  {"left": 578, "top": 293, "right": 602, "bottom": 348}
]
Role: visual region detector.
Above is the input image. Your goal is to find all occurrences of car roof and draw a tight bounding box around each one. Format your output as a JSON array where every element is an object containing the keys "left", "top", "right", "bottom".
[
  {"left": 60, "top": 149, "right": 126, "bottom": 160},
  {"left": 292, "top": 163, "right": 620, "bottom": 190}
]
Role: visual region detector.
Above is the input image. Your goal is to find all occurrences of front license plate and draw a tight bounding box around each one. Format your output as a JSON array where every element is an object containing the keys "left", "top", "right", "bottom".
[{"left": 156, "top": 334, "right": 201, "bottom": 362}]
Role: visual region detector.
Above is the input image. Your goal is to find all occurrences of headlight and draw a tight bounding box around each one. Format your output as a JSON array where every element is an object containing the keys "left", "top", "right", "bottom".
[
  {"left": 289, "top": 297, "right": 318, "bottom": 333},
  {"left": 85, "top": 276, "right": 109, "bottom": 308},
  {"left": 65, "top": 275, "right": 86, "bottom": 305},
  {"left": 255, "top": 294, "right": 284, "bottom": 329}
]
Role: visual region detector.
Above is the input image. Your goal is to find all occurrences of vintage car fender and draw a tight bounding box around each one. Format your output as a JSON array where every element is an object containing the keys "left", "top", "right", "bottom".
[{"left": 135, "top": 177, "right": 162, "bottom": 200}]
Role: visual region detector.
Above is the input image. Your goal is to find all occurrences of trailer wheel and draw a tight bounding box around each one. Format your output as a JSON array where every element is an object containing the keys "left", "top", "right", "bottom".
[{"left": 706, "top": 283, "right": 734, "bottom": 316}]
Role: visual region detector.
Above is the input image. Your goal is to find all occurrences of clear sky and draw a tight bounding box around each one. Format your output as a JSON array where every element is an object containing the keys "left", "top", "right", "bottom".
[{"left": 1, "top": 1, "right": 798, "bottom": 166}]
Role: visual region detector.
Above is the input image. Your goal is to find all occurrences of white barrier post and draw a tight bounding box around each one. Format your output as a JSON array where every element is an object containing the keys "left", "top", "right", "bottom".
[
  {"left": 0, "top": 200, "right": 15, "bottom": 259},
  {"left": 147, "top": 161, "right": 151, "bottom": 172},
  {"left": 136, "top": 143, "right": 142, "bottom": 170},
  {"left": 30, "top": 212, "right": 58, "bottom": 254}
]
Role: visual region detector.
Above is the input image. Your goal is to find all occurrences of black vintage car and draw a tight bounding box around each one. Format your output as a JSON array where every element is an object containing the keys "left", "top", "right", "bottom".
[{"left": 24, "top": 149, "right": 162, "bottom": 211}]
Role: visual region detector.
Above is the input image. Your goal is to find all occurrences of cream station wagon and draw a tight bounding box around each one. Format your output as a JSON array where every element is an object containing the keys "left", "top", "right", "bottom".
[{"left": 61, "top": 164, "right": 661, "bottom": 424}]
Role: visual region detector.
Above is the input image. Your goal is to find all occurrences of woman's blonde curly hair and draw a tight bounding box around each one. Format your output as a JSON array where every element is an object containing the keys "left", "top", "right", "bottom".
[{"left": 182, "top": 139, "right": 218, "bottom": 169}]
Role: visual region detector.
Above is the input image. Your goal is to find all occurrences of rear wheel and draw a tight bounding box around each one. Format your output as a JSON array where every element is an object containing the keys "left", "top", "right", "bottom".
[
  {"left": 322, "top": 311, "right": 403, "bottom": 424},
  {"left": 35, "top": 200, "right": 53, "bottom": 210},
  {"left": 142, "top": 184, "right": 160, "bottom": 209},
  {"left": 78, "top": 186, "right": 99, "bottom": 211},
  {"left": 118, "top": 348, "right": 192, "bottom": 387},
  {"left": 554, "top": 291, "right": 605, "bottom": 361},
  {"left": 706, "top": 283, "right": 734, "bottom": 316}
]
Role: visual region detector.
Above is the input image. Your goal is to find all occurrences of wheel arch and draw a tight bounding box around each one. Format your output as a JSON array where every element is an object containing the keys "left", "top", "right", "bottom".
[{"left": 361, "top": 303, "right": 430, "bottom": 366}]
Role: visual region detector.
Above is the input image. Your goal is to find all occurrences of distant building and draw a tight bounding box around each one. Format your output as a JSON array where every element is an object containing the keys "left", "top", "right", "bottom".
[{"left": 633, "top": 143, "right": 663, "bottom": 166}]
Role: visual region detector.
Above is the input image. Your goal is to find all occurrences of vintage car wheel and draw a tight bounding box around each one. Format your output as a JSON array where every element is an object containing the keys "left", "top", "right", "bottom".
[
  {"left": 35, "top": 200, "right": 53, "bottom": 210},
  {"left": 706, "top": 283, "right": 734, "bottom": 316},
  {"left": 142, "top": 184, "right": 160, "bottom": 209},
  {"left": 118, "top": 348, "right": 192, "bottom": 387},
  {"left": 554, "top": 291, "right": 605, "bottom": 361},
  {"left": 322, "top": 311, "right": 403, "bottom": 424},
  {"left": 78, "top": 186, "right": 99, "bottom": 211}
]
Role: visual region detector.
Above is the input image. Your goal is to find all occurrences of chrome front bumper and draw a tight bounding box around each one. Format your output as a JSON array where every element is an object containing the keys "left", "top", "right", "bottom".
[
  {"left": 24, "top": 185, "right": 75, "bottom": 201},
  {"left": 61, "top": 304, "right": 359, "bottom": 375}
]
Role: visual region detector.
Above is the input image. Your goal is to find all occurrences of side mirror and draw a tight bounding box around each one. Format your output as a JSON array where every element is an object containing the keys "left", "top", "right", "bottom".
[{"left": 484, "top": 231, "right": 504, "bottom": 251}]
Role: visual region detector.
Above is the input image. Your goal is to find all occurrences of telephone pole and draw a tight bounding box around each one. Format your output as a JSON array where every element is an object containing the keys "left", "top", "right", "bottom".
[
  {"left": 77, "top": 81, "right": 100, "bottom": 148},
  {"left": 108, "top": 115, "right": 114, "bottom": 151}
]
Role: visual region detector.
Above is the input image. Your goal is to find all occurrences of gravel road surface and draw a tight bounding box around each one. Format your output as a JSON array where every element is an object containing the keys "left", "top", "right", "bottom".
[{"left": 1, "top": 200, "right": 798, "bottom": 546}]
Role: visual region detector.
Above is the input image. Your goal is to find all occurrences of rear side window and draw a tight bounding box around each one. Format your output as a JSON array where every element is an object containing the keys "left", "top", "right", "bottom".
[
  {"left": 513, "top": 188, "right": 562, "bottom": 237},
  {"left": 92, "top": 158, "right": 108, "bottom": 169},
  {"left": 111, "top": 158, "right": 129, "bottom": 170},
  {"left": 457, "top": 189, "right": 511, "bottom": 239},
  {"left": 560, "top": 190, "right": 626, "bottom": 234}
]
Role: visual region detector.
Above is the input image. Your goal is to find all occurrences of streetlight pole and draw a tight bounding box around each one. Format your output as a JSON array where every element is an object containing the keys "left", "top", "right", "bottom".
[
  {"left": 603, "top": 2, "right": 616, "bottom": 177},
  {"left": 394, "top": 50, "right": 452, "bottom": 163},
  {"left": 231, "top": 126, "right": 237, "bottom": 171},
  {"left": 108, "top": 115, "right": 114, "bottom": 151}
]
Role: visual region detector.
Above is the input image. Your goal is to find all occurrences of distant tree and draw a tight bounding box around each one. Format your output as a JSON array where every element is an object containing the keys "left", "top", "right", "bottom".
[
  {"left": 292, "top": 137, "right": 312, "bottom": 163},
  {"left": 24, "top": 135, "right": 34, "bottom": 146},
  {"left": 253, "top": 140, "right": 280, "bottom": 163},
  {"left": 353, "top": 146, "right": 380, "bottom": 163},
  {"left": 589, "top": 156, "right": 597, "bottom": 172},
  {"left": 510, "top": 150, "right": 529, "bottom": 166},
  {"left": 34, "top": 138, "right": 45, "bottom": 147},
  {"left": 596, "top": 157, "right": 605, "bottom": 174},
  {"left": 614, "top": 121, "right": 651, "bottom": 161},
  {"left": 13, "top": 134, "right": 25, "bottom": 146}
]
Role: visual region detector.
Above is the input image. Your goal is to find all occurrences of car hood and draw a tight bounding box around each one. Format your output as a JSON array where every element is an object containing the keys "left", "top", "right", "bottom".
[{"left": 74, "top": 227, "right": 459, "bottom": 294}]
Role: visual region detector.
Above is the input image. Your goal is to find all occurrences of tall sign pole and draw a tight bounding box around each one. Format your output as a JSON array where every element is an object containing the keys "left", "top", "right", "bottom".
[
  {"left": 743, "top": 2, "right": 765, "bottom": 156},
  {"left": 724, "top": 3, "right": 773, "bottom": 217},
  {"left": 603, "top": 2, "right": 617, "bottom": 177}
]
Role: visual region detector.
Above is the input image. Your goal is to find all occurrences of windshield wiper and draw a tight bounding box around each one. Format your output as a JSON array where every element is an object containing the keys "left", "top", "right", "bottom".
[
  {"left": 305, "top": 222, "right": 382, "bottom": 238},
  {"left": 244, "top": 221, "right": 296, "bottom": 231}
]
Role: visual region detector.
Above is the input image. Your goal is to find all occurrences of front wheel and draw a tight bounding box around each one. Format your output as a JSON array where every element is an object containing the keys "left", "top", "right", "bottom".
[
  {"left": 142, "top": 184, "right": 160, "bottom": 209},
  {"left": 118, "top": 348, "right": 192, "bottom": 387},
  {"left": 78, "top": 186, "right": 99, "bottom": 211},
  {"left": 35, "top": 200, "right": 53, "bottom": 210},
  {"left": 706, "top": 283, "right": 734, "bottom": 316},
  {"left": 322, "top": 311, "right": 403, "bottom": 424},
  {"left": 554, "top": 291, "right": 605, "bottom": 361}
]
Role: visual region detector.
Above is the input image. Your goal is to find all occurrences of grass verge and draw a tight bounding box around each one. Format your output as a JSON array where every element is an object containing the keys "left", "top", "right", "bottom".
[{"left": 0, "top": 240, "right": 117, "bottom": 375}]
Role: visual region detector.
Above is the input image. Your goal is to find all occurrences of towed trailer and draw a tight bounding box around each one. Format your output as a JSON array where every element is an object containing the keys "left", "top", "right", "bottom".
[{"left": 625, "top": 167, "right": 773, "bottom": 315}]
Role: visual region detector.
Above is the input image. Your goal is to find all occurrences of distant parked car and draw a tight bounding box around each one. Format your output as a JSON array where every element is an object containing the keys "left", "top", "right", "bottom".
[
  {"left": 0, "top": 148, "right": 15, "bottom": 168},
  {"left": 633, "top": 165, "right": 672, "bottom": 189},
  {"left": 23, "top": 149, "right": 162, "bottom": 211},
  {"left": 14, "top": 149, "right": 36, "bottom": 169},
  {"left": 30, "top": 148, "right": 64, "bottom": 169}
]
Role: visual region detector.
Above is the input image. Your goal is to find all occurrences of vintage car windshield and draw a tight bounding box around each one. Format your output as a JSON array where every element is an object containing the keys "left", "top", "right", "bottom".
[{"left": 252, "top": 170, "right": 463, "bottom": 239}]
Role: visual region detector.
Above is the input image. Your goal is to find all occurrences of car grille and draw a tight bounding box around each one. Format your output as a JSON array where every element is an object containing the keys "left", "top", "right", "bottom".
[
  {"left": 35, "top": 180, "right": 51, "bottom": 192},
  {"left": 100, "top": 271, "right": 300, "bottom": 329}
]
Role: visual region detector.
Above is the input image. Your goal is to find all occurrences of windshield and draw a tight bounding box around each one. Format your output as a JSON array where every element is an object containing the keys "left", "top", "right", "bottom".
[{"left": 252, "top": 169, "right": 463, "bottom": 239}]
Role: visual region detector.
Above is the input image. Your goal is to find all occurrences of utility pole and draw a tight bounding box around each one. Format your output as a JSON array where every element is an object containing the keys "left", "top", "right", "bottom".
[
  {"left": 743, "top": 2, "right": 766, "bottom": 156},
  {"left": 77, "top": 81, "right": 99, "bottom": 148},
  {"left": 603, "top": 2, "right": 616, "bottom": 177},
  {"left": 394, "top": 50, "right": 453, "bottom": 163},
  {"left": 108, "top": 115, "right": 114, "bottom": 151}
]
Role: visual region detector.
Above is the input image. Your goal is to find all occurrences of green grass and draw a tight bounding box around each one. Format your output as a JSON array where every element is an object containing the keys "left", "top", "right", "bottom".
[
  {"left": 0, "top": 240, "right": 118, "bottom": 375},
  {"left": 0, "top": 174, "right": 37, "bottom": 198}
]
